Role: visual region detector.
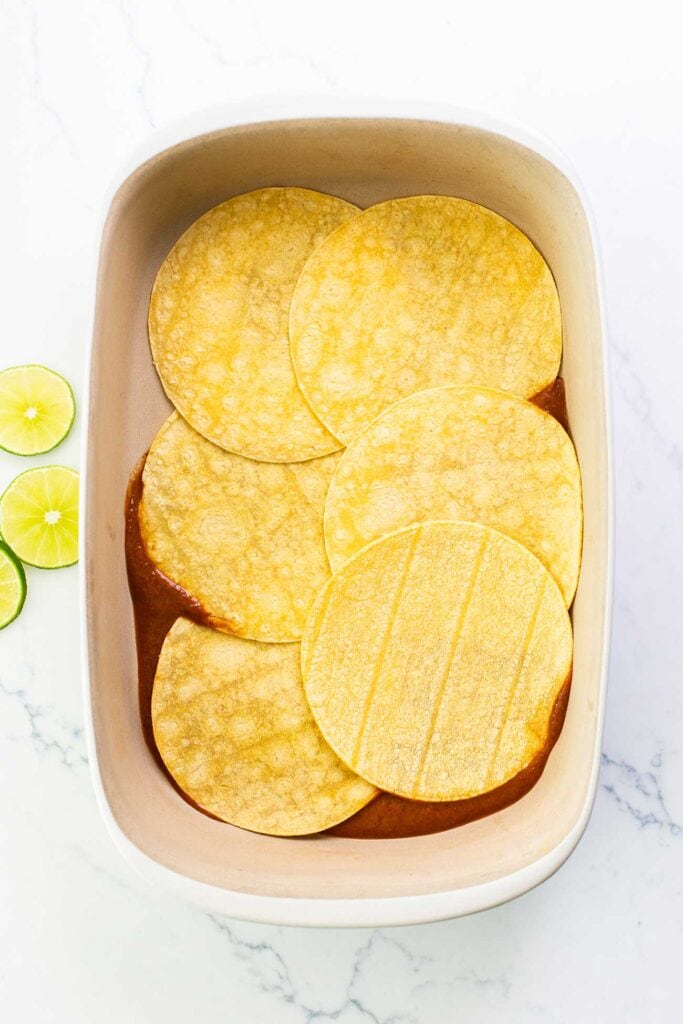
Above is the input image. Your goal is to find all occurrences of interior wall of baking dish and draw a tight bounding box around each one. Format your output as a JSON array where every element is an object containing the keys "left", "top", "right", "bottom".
[{"left": 85, "top": 118, "right": 609, "bottom": 899}]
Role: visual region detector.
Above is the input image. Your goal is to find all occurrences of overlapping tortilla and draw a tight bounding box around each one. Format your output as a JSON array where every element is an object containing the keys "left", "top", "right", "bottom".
[
  {"left": 290, "top": 195, "right": 561, "bottom": 444},
  {"left": 302, "top": 521, "right": 573, "bottom": 801},
  {"left": 325, "top": 385, "right": 582, "bottom": 605},
  {"left": 152, "top": 619, "right": 377, "bottom": 835},
  {"left": 139, "top": 413, "right": 340, "bottom": 642},
  {"left": 149, "top": 187, "right": 358, "bottom": 461}
]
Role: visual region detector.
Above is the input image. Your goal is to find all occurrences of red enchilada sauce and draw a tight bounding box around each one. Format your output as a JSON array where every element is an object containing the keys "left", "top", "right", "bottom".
[
  {"left": 125, "top": 379, "right": 572, "bottom": 839},
  {"left": 531, "top": 376, "right": 570, "bottom": 432}
]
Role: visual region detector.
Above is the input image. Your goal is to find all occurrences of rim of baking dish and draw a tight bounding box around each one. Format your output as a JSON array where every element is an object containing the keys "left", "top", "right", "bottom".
[{"left": 79, "top": 96, "right": 614, "bottom": 928}]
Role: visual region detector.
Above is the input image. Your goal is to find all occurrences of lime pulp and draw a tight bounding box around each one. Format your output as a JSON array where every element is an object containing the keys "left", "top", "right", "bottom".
[
  {"left": 0, "top": 364, "right": 75, "bottom": 456},
  {"left": 0, "top": 465, "right": 79, "bottom": 569}
]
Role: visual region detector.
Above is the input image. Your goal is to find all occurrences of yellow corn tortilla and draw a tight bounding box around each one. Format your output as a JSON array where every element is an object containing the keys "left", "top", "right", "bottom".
[
  {"left": 139, "top": 412, "right": 340, "bottom": 642},
  {"left": 302, "top": 521, "right": 573, "bottom": 801},
  {"left": 290, "top": 195, "right": 562, "bottom": 444},
  {"left": 152, "top": 619, "right": 377, "bottom": 835},
  {"left": 325, "top": 385, "right": 582, "bottom": 605},
  {"left": 149, "top": 187, "right": 358, "bottom": 461}
]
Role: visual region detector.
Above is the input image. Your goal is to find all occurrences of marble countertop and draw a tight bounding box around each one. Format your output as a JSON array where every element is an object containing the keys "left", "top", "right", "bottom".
[{"left": 1, "top": 1, "right": 681, "bottom": 1020}]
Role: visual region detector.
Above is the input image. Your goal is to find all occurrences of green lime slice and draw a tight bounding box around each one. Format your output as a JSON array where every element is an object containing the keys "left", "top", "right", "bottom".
[
  {"left": 0, "top": 466, "right": 79, "bottom": 569},
  {"left": 0, "top": 540, "right": 27, "bottom": 628},
  {"left": 0, "top": 365, "right": 76, "bottom": 456}
]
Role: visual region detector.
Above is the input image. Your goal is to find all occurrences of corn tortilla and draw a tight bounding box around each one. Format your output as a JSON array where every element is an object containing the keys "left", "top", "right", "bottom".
[
  {"left": 139, "top": 413, "right": 340, "bottom": 642},
  {"left": 290, "top": 195, "right": 562, "bottom": 444},
  {"left": 325, "top": 385, "right": 582, "bottom": 605},
  {"left": 302, "top": 521, "right": 573, "bottom": 801},
  {"left": 149, "top": 187, "right": 358, "bottom": 461},
  {"left": 152, "top": 619, "right": 377, "bottom": 835}
]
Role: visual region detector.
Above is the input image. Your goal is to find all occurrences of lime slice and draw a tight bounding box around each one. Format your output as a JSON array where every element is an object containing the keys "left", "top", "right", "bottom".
[
  {"left": 0, "top": 466, "right": 79, "bottom": 569},
  {"left": 0, "top": 541, "right": 27, "bottom": 628},
  {"left": 0, "top": 365, "right": 76, "bottom": 456}
]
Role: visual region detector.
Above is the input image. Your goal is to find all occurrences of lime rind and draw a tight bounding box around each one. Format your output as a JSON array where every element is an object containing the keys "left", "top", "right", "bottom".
[
  {"left": 0, "top": 540, "right": 27, "bottom": 629},
  {"left": 0, "top": 364, "right": 76, "bottom": 456},
  {"left": 0, "top": 465, "right": 79, "bottom": 569}
]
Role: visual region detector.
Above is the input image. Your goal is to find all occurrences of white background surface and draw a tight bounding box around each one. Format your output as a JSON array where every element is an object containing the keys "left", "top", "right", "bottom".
[{"left": 1, "top": 1, "right": 682, "bottom": 1021}]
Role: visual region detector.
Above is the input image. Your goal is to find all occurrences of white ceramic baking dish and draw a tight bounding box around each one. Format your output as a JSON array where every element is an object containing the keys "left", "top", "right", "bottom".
[{"left": 80, "top": 98, "right": 613, "bottom": 927}]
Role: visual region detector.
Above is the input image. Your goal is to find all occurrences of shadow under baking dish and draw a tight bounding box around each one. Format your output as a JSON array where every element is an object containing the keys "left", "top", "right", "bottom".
[{"left": 82, "top": 106, "right": 611, "bottom": 921}]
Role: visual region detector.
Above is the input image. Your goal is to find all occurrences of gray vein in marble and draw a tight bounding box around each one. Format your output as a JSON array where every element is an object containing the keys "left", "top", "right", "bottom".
[
  {"left": 3, "top": 784, "right": 140, "bottom": 896},
  {"left": 66, "top": 841, "right": 136, "bottom": 894},
  {"left": 204, "top": 920, "right": 421, "bottom": 1022},
  {"left": 173, "top": 2, "right": 340, "bottom": 89},
  {"left": 173, "top": 3, "right": 230, "bottom": 66},
  {"left": 244, "top": 50, "right": 340, "bottom": 89},
  {"left": 611, "top": 336, "right": 683, "bottom": 488},
  {"left": 206, "top": 914, "right": 299, "bottom": 1008},
  {"left": 118, "top": 0, "right": 156, "bottom": 127},
  {"left": 413, "top": 968, "right": 512, "bottom": 1001},
  {"left": 0, "top": 675, "right": 88, "bottom": 768},
  {"left": 22, "top": 0, "right": 78, "bottom": 156},
  {"left": 600, "top": 751, "right": 682, "bottom": 837}
]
